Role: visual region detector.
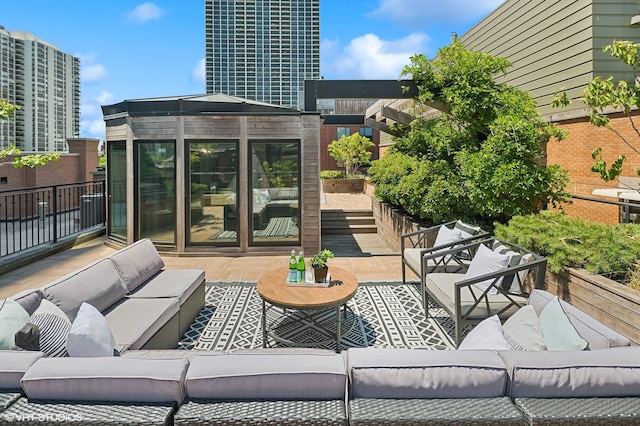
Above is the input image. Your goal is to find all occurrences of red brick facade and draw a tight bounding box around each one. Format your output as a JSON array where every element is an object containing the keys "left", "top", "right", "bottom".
[
  {"left": 0, "top": 138, "right": 101, "bottom": 190},
  {"left": 548, "top": 112, "right": 640, "bottom": 224},
  {"left": 320, "top": 124, "right": 379, "bottom": 172}
]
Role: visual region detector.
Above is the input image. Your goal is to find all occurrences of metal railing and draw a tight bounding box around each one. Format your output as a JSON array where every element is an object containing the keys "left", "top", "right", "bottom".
[
  {"left": 569, "top": 193, "right": 640, "bottom": 224},
  {"left": 0, "top": 180, "right": 105, "bottom": 258}
]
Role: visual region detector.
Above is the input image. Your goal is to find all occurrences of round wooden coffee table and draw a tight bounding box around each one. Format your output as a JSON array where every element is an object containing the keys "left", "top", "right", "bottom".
[{"left": 257, "top": 266, "right": 358, "bottom": 352}]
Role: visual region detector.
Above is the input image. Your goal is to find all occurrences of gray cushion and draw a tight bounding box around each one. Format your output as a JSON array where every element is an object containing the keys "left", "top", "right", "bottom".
[
  {"left": 426, "top": 273, "right": 527, "bottom": 319},
  {"left": 404, "top": 248, "right": 467, "bottom": 275},
  {"left": 0, "top": 350, "right": 44, "bottom": 389},
  {"left": 109, "top": 238, "right": 165, "bottom": 292},
  {"left": 528, "top": 289, "right": 630, "bottom": 349},
  {"left": 499, "top": 347, "right": 640, "bottom": 398},
  {"left": 21, "top": 357, "right": 188, "bottom": 403},
  {"left": 186, "top": 351, "right": 347, "bottom": 400},
  {"left": 127, "top": 269, "right": 205, "bottom": 304},
  {"left": 10, "top": 289, "right": 43, "bottom": 316},
  {"left": 41, "top": 258, "right": 128, "bottom": 321},
  {"left": 347, "top": 348, "right": 508, "bottom": 399},
  {"left": 104, "top": 297, "right": 180, "bottom": 352},
  {"left": 121, "top": 349, "right": 217, "bottom": 360}
]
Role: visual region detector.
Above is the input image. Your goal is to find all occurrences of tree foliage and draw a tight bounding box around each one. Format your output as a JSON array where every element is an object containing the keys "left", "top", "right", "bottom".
[
  {"left": 368, "top": 42, "right": 569, "bottom": 226},
  {"left": 327, "top": 133, "right": 375, "bottom": 177},
  {"left": 552, "top": 40, "right": 640, "bottom": 183},
  {"left": 0, "top": 99, "right": 60, "bottom": 168}
]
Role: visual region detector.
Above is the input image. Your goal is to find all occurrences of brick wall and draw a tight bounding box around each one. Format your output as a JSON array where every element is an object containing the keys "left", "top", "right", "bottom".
[
  {"left": 320, "top": 124, "right": 379, "bottom": 171},
  {"left": 548, "top": 112, "right": 640, "bottom": 224}
]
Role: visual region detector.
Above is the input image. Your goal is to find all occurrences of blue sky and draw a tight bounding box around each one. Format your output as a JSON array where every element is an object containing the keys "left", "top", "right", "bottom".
[{"left": 3, "top": 1, "right": 502, "bottom": 142}]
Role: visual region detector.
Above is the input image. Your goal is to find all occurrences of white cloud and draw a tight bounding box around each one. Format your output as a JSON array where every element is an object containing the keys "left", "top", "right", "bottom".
[
  {"left": 192, "top": 58, "right": 205, "bottom": 83},
  {"left": 369, "top": 0, "right": 503, "bottom": 28},
  {"left": 96, "top": 91, "right": 115, "bottom": 105},
  {"left": 81, "top": 118, "right": 106, "bottom": 140},
  {"left": 127, "top": 2, "right": 164, "bottom": 24},
  {"left": 322, "top": 33, "right": 429, "bottom": 79},
  {"left": 80, "top": 91, "right": 114, "bottom": 141},
  {"left": 82, "top": 64, "right": 107, "bottom": 82}
]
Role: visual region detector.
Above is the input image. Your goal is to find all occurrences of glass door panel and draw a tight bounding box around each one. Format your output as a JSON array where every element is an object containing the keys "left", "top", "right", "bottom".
[
  {"left": 250, "top": 141, "right": 300, "bottom": 245},
  {"left": 187, "top": 141, "right": 238, "bottom": 244},
  {"left": 107, "top": 141, "right": 126, "bottom": 241}
]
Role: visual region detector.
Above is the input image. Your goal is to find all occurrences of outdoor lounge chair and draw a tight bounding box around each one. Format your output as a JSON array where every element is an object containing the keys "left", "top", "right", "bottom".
[
  {"left": 401, "top": 220, "right": 489, "bottom": 307},
  {"left": 422, "top": 238, "right": 546, "bottom": 346}
]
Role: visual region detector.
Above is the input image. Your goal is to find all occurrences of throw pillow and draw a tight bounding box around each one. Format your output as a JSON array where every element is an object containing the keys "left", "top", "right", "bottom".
[
  {"left": 30, "top": 312, "right": 72, "bottom": 357},
  {"left": 463, "top": 244, "right": 511, "bottom": 295},
  {"left": 33, "top": 299, "right": 69, "bottom": 319},
  {"left": 259, "top": 189, "right": 271, "bottom": 203},
  {"left": 433, "top": 225, "right": 462, "bottom": 249},
  {"left": 66, "top": 302, "right": 116, "bottom": 357},
  {"left": 0, "top": 298, "right": 30, "bottom": 350},
  {"left": 454, "top": 220, "right": 482, "bottom": 239},
  {"left": 538, "top": 296, "right": 588, "bottom": 351},
  {"left": 502, "top": 305, "right": 547, "bottom": 351},
  {"left": 458, "top": 315, "right": 510, "bottom": 351},
  {"left": 492, "top": 243, "right": 522, "bottom": 293}
]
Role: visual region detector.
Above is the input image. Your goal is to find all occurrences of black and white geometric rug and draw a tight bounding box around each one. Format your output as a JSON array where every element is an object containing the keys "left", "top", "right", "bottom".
[{"left": 178, "top": 282, "right": 456, "bottom": 351}]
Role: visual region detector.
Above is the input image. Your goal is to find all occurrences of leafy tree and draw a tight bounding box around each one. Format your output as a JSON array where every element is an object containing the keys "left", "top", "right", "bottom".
[
  {"left": 327, "top": 133, "right": 375, "bottom": 177},
  {"left": 0, "top": 99, "right": 60, "bottom": 167},
  {"left": 552, "top": 40, "right": 640, "bottom": 183},
  {"left": 368, "top": 42, "right": 568, "bottom": 226}
]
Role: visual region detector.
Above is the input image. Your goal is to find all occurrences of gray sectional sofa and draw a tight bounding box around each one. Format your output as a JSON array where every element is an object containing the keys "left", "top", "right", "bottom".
[{"left": 1, "top": 243, "right": 640, "bottom": 425}]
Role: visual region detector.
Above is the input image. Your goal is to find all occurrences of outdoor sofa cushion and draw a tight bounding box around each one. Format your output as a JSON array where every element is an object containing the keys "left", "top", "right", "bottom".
[
  {"left": 426, "top": 272, "right": 527, "bottom": 319},
  {"left": 103, "top": 297, "right": 180, "bottom": 352},
  {"left": 347, "top": 347, "right": 508, "bottom": 399},
  {"left": 109, "top": 238, "right": 165, "bottom": 292},
  {"left": 499, "top": 346, "right": 640, "bottom": 398},
  {"left": 126, "top": 268, "right": 205, "bottom": 304},
  {"left": 21, "top": 357, "right": 188, "bottom": 403},
  {"left": 0, "top": 350, "right": 44, "bottom": 389},
  {"left": 41, "top": 258, "right": 128, "bottom": 321},
  {"left": 10, "top": 289, "right": 43, "bottom": 316},
  {"left": 528, "top": 289, "right": 630, "bottom": 349},
  {"left": 185, "top": 350, "right": 347, "bottom": 400}
]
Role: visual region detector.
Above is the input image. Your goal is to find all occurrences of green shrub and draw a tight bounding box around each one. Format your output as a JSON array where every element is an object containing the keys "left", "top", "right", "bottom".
[
  {"left": 191, "top": 183, "right": 209, "bottom": 194},
  {"left": 494, "top": 211, "right": 640, "bottom": 284},
  {"left": 320, "top": 170, "right": 346, "bottom": 179}
]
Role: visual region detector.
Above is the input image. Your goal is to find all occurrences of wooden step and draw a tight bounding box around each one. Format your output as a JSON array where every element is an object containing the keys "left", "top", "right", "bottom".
[{"left": 321, "top": 209, "right": 377, "bottom": 234}]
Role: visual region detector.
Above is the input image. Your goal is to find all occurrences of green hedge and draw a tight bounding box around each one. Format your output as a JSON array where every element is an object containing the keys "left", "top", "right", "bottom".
[
  {"left": 494, "top": 211, "right": 640, "bottom": 284},
  {"left": 320, "top": 170, "right": 347, "bottom": 179}
]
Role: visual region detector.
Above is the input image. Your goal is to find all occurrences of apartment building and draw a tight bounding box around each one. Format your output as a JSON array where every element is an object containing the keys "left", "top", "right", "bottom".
[
  {"left": 0, "top": 26, "right": 80, "bottom": 153},
  {"left": 205, "top": 0, "right": 320, "bottom": 110}
]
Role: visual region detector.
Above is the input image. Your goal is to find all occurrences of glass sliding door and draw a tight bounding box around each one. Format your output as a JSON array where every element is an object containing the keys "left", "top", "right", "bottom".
[
  {"left": 187, "top": 140, "right": 238, "bottom": 244},
  {"left": 250, "top": 141, "right": 300, "bottom": 245},
  {"left": 137, "top": 141, "right": 176, "bottom": 244},
  {"left": 107, "top": 141, "right": 126, "bottom": 241}
]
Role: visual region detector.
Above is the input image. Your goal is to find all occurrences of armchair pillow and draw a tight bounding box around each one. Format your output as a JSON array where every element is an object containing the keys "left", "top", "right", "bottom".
[
  {"left": 433, "top": 225, "right": 462, "bottom": 249},
  {"left": 454, "top": 220, "right": 482, "bottom": 238},
  {"left": 463, "top": 243, "right": 511, "bottom": 295}
]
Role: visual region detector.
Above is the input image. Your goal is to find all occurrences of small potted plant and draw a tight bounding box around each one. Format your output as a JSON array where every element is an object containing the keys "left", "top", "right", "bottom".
[{"left": 309, "top": 249, "right": 334, "bottom": 283}]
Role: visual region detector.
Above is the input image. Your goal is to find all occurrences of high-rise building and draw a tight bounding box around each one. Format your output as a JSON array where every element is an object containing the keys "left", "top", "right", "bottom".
[
  {"left": 205, "top": 0, "right": 320, "bottom": 110},
  {"left": 0, "top": 26, "right": 80, "bottom": 153}
]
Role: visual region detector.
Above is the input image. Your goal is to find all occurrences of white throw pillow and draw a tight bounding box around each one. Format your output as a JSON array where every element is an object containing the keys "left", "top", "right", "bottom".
[
  {"left": 538, "top": 296, "right": 588, "bottom": 351},
  {"left": 454, "top": 220, "right": 481, "bottom": 239},
  {"left": 502, "top": 305, "right": 547, "bottom": 351},
  {"left": 433, "top": 225, "right": 462, "bottom": 249},
  {"left": 66, "top": 302, "right": 116, "bottom": 357},
  {"left": 463, "top": 244, "right": 511, "bottom": 295},
  {"left": 0, "top": 298, "right": 30, "bottom": 350},
  {"left": 459, "top": 315, "right": 510, "bottom": 351},
  {"left": 33, "top": 299, "right": 69, "bottom": 319}
]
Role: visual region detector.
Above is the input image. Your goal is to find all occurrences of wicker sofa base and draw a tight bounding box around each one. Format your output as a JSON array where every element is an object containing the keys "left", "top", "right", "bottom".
[
  {"left": 178, "top": 280, "right": 206, "bottom": 336},
  {"left": 349, "top": 398, "right": 524, "bottom": 425},
  {"left": 515, "top": 397, "right": 640, "bottom": 425},
  {"left": 139, "top": 310, "right": 181, "bottom": 350},
  {"left": 0, "top": 398, "right": 175, "bottom": 425},
  {"left": 174, "top": 399, "right": 348, "bottom": 425},
  {"left": 0, "top": 394, "right": 19, "bottom": 414}
]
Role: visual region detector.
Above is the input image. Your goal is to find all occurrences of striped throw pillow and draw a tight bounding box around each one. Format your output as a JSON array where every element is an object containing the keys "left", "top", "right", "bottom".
[{"left": 30, "top": 313, "right": 71, "bottom": 357}]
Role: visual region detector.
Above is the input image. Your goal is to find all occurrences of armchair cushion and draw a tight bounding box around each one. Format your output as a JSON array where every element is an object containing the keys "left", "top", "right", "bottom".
[{"left": 463, "top": 244, "right": 511, "bottom": 295}]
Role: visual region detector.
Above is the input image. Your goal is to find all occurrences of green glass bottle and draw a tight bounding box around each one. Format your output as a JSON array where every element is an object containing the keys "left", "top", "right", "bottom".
[
  {"left": 288, "top": 250, "right": 297, "bottom": 282},
  {"left": 297, "top": 250, "right": 306, "bottom": 283}
]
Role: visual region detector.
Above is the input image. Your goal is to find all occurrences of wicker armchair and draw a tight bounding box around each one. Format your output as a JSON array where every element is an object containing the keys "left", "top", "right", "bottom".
[{"left": 422, "top": 238, "right": 546, "bottom": 346}]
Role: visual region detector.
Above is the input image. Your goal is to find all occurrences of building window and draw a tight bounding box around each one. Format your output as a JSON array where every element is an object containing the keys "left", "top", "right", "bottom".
[
  {"left": 337, "top": 127, "right": 350, "bottom": 139},
  {"left": 0, "top": 177, "right": 6, "bottom": 185},
  {"left": 359, "top": 127, "right": 373, "bottom": 139}
]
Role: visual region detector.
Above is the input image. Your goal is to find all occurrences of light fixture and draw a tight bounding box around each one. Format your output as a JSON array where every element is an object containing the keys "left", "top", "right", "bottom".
[{"left": 630, "top": 15, "right": 640, "bottom": 27}]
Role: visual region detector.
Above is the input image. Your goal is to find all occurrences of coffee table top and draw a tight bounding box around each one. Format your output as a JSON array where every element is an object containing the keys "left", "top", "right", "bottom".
[{"left": 257, "top": 266, "right": 358, "bottom": 310}]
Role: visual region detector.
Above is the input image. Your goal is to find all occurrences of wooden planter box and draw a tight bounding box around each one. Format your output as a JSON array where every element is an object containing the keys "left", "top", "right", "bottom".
[
  {"left": 545, "top": 268, "right": 640, "bottom": 346},
  {"left": 322, "top": 178, "right": 365, "bottom": 193}
]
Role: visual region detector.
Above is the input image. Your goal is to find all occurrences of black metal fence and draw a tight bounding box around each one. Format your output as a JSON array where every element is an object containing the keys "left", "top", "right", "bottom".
[{"left": 0, "top": 181, "right": 105, "bottom": 258}]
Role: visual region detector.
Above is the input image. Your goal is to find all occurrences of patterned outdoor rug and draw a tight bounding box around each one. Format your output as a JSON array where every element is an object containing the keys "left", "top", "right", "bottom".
[
  {"left": 211, "top": 216, "right": 298, "bottom": 240},
  {"left": 179, "top": 281, "right": 456, "bottom": 351}
]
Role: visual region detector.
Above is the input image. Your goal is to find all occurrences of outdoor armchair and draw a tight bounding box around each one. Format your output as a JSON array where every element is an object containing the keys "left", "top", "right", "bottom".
[
  {"left": 401, "top": 220, "right": 489, "bottom": 307},
  {"left": 422, "top": 238, "right": 546, "bottom": 346}
]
